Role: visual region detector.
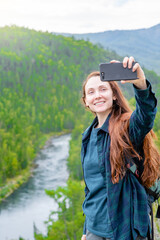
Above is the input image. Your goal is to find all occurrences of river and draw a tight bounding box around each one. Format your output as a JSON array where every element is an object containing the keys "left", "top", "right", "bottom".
[{"left": 0, "top": 134, "right": 71, "bottom": 240}]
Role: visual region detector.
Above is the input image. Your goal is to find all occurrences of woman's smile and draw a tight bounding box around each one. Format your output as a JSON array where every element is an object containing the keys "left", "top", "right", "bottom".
[{"left": 94, "top": 101, "right": 105, "bottom": 106}]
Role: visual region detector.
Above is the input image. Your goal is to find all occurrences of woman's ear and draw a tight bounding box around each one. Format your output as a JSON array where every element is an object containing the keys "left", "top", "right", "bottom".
[
  {"left": 113, "top": 96, "right": 116, "bottom": 101},
  {"left": 85, "top": 103, "right": 89, "bottom": 107},
  {"left": 84, "top": 98, "right": 89, "bottom": 107}
]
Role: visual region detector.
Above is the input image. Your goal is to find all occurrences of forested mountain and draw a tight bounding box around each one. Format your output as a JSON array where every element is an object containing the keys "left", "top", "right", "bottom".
[
  {"left": 0, "top": 26, "right": 121, "bottom": 199},
  {"left": 56, "top": 24, "right": 160, "bottom": 75}
]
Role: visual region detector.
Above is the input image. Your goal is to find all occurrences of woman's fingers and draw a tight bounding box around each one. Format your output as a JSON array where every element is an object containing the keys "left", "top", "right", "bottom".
[
  {"left": 81, "top": 234, "right": 86, "bottom": 240},
  {"left": 110, "top": 57, "right": 146, "bottom": 86},
  {"left": 120, "top": 80, "right": 133, "bottom": 84},
  {"left": 123, "top": 56, "right": 135, "bottom": 68},
  {"left": 128, "top": 56, "right": 135, "bottom": 68},
  {"left": 109, "top": 56, "right": 146, "bottom": 88},
  {"left": 132, "top": 62, "right": 139, "bottom": 72},
  {"left": 123, "top": 56, "right": 129, "bottom": 68},
  {"left": 110, "top": 60, "right": 120, "bottom": 63}
]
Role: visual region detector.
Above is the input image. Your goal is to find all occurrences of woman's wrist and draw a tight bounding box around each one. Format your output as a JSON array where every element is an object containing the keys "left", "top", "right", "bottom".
[{"left": 133, "top": 78, "right": 147, "bottom": 90}]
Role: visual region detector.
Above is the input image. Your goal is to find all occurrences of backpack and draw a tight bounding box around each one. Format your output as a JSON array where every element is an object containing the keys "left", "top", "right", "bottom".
[
  {"left": 127, "top": 163, "right": 160, "bottom": 240},
  {"left": 128, "top": 163, "right": 160, "bottom": 201}
]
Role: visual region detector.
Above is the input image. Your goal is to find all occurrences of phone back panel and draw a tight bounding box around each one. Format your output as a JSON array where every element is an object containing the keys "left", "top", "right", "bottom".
[{"left": 99, "top": 62, "right": 138, "bottom": 81}]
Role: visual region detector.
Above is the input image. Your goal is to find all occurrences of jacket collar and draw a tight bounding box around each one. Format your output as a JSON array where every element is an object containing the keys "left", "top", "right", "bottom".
[
  {"left": 82, "top": 117, "right": 97, "bottom": 141},
  {"left": 100, "top": 112, "right": 111, "bottom": 133},
  {"left": 82, "top": 113, "right": 111, "bottom": 141}
]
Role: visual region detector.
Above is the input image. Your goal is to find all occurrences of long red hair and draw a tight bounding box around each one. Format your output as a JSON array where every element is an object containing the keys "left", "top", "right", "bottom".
[{"left": 82, "top": 71, "right": 160, "bottom": 188}]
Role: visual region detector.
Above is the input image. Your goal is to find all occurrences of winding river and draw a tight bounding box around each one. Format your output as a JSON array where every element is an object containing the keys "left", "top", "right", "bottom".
[{"left": 0, "top": 134, "right": 71, "bottom": 240}]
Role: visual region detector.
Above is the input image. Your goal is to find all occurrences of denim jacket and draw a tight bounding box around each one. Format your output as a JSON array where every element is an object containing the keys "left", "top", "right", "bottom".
[{"left": 81, "top": 80, "right": 157, "bottom": 240}]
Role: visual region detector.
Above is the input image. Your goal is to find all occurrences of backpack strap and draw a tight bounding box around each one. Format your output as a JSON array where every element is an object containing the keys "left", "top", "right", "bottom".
[
  {"left": 156, "top": 204, "right": 160, "bottom": 218},
  {"left": 145, "top": 187, "right": 160, "bottom": 200},
  {"left": 127, "top": 163, "right": 140, "bottom": 178}
]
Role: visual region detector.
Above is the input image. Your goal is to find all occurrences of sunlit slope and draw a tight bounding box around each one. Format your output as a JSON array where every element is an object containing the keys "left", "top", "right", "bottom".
[{"left": 0, "top": 26, "right": 120, "bottom": 194}]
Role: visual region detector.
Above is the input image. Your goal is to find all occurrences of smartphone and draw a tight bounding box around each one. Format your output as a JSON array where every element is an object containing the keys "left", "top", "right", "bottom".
[{"left": 99, "top": 62, "right": 138, "bottom": 81}]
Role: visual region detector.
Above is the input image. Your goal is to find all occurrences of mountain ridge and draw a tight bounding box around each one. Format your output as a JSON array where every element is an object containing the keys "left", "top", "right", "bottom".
[{"left": 54, "top": 23, "right": 160, "bottom": 74}]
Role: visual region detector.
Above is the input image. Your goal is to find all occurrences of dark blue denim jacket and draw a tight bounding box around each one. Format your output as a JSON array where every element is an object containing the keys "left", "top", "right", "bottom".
[{"left": 81, "top": 81, "right": 157, "bottom": 240}]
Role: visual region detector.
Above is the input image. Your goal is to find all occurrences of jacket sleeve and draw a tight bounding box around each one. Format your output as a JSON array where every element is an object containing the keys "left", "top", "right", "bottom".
[
  {"left": 82, "top": 184, "right": 89, "bottom": 234},
  {"left": 84, "top": 185, "right": 89, "bottom": 197},
  {"left": 129, "top": 80, "right": 157, "bottom": 148},
  {"left": 83, "top": 217, "right": 87, "bottom": 235}
]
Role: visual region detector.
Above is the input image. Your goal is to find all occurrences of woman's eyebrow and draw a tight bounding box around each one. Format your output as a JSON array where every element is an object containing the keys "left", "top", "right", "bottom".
[
  {"left": 87, "top": 87, "right": 94, "bottom": 90},
  {"left": 99, "top": 85, "right": 108, "bottom": 88},
  {"left": 86, "top": 85, "right": 107, "bottom": 90}
]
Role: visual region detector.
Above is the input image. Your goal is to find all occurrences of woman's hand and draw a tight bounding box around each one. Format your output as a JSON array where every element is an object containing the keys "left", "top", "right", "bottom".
[
  {"left": 81, "top": 234, "right": 86, "bottom": 240},
  {"left": 110, "top": 56, "right": 147, "bottom": 90}
]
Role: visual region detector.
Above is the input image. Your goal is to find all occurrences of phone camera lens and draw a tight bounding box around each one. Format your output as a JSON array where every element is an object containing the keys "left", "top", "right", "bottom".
[{"left": 101, "top": 72, "right": 105, "bottom": 80}]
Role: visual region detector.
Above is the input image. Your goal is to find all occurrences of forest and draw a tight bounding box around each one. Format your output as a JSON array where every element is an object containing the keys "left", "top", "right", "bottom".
[
  {"left": 0, "top": 26, "right": 159, "bottom": 239},
  {"left": 0, "top": 26, "right": 121, "bottom": 198}
]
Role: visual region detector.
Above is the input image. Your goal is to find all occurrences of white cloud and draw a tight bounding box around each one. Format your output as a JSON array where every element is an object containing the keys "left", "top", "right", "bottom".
[{"left": 0, "top": 0, "right": 160, "bottom": 33}]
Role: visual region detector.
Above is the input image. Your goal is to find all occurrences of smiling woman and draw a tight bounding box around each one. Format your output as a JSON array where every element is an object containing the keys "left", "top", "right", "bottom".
[{"left": 80, "top": 56, "right": 160, "bottom": 240}]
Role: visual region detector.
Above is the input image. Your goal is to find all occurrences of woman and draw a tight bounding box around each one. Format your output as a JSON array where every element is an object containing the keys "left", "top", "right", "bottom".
[{"left": 81, "top": 56, "right": 160, "bottom": 240}]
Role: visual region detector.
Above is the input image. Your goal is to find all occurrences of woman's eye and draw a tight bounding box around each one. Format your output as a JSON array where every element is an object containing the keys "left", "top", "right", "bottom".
[
  {"left": 88, "top": 91, "right": 93, "bottom": 94},
  {"left": 101, "top": 88, "right": 106, "bottom": 91}
]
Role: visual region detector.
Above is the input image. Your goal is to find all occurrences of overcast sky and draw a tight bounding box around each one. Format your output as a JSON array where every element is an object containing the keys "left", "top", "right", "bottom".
[{"left": 0, "top": 0, "right": 160, "bottom": 33}]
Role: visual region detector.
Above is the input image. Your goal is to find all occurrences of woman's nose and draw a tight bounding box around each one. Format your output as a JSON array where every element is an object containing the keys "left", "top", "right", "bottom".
[{"left": 95, "top": 90, "right": 101, "bottom": 98}]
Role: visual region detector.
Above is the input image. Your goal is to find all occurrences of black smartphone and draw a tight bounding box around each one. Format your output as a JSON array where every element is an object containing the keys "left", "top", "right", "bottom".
[{"left": 99, "top": 62, "right": 138, "bottom": 81}]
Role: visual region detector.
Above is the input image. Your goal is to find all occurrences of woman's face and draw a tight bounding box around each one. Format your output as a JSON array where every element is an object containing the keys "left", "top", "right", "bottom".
[{"left": 84, "top": 76, "right": 115, "bottom": 116}]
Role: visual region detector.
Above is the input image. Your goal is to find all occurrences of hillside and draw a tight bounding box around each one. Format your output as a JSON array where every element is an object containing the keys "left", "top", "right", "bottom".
[
  {"left": 0, "top": 26, "right": 120, "bottom": 198},
  {"left": 56, "top": 24, "right": 160, "bottom": 75}
]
